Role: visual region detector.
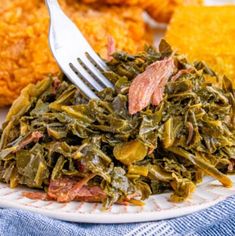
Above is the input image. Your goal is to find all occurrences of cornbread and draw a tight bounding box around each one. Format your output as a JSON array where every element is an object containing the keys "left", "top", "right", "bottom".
[
  {"left": 0, "top": 0, "right": 150, "bottom": 107},
  {"left": 166, "top": 6, "right": 235, "bottom": 84}
]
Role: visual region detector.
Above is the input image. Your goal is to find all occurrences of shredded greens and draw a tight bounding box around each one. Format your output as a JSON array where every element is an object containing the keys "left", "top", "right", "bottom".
[{"left": 0, "top": 41, "right": 235, "bottom": 208}]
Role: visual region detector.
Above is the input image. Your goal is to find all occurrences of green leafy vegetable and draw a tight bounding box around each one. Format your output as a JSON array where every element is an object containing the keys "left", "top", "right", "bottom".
[{"left": 0, "top": 40, "right": 234, "bottom": 207}]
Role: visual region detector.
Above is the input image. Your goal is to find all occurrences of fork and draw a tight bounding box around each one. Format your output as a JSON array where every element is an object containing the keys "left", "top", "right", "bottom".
[{"left": 45, "top": 0, "right": 113, "bottom": 99}]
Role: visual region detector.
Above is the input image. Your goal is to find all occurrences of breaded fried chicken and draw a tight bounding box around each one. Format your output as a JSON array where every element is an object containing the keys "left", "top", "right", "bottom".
[
  {"left": 0, "top": 0, "right": 151, "bottom": 107},
  {"left": 81, "top": 0, "right": 203, "bottom": 22}
]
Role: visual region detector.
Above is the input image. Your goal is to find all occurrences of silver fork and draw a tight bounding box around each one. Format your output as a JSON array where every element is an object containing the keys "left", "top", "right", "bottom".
[{"left": 45, "top": 0, "right": 113, "bottom": 99}]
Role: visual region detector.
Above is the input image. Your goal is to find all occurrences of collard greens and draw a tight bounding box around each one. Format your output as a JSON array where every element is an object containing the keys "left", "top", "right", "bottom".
[{"left": 0, "top": 41, "right": 235, "bottom": 207}]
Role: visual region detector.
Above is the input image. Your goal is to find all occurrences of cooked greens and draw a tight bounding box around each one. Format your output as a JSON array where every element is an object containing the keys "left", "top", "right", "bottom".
[{"left": 0, "top": 41, "right": 235, "bottom": 208}]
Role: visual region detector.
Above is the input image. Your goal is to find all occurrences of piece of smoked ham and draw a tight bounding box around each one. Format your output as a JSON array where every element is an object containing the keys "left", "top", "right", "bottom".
[
  {"left": 128, "top": 57, "right": 175, "bottom": 114},
  {"left": 23, "top": 175, "right": 106, "bottom": 203}
]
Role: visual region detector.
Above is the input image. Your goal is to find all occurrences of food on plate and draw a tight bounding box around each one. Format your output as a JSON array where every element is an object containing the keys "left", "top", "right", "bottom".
[
  {"left": 166, "top": 6, "right": 235, "bottom": 86},
  {"left": 144, "top": 0, "right": 203, "bottom": 23},
  {"left": 0, "top": 41, "right": 234, "bottom": 208},
  {"left": 82, "top": 0, "right": 203, "bottom": 22},
  {"left": 0, "top": 0, "right": 150, "bottom": 107}
]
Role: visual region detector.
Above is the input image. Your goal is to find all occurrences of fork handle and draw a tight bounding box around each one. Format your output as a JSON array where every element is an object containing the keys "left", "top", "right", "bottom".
[
  {"left": 45, "top": 0, "right": 85, "bottom": 45},
  {"left": 45, "top": 0, "right": 65, "bottom": 21},
  {"left": 45, "top": 0, "right": 60, "bottom": 11}
]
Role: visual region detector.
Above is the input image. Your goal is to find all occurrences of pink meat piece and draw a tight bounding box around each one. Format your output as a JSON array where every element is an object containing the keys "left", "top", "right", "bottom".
[
  {"left": 17, "top": 131, "right": 43, "bottom": 151},
  {"left": 48, "top": 174, "right": 96, "bottom": 202},
  {"left": 51, "top": 77, "right": 61, "bottom": 94},
  {"left": 171, "top": 68, "right": 194, "bottom": 82},
  {"left": 128, "top": 57, "right": 175, "bottom": 114},
  {"left": 22, "top": 192, "right": 52, "bottom": 201},
  {"left": 107, "top": 36, "right": 116, "bottom": 61},
  {"left": 151, "top": 85, "right": 165, "bottom": 106},
  {"left": 186, "top": 122, "right": 194, "bottom": 145},
  {"left": 75, "top": 186, "right": 106, "bottom": 202},
  {"left": 23, "top": 176, "right": 106, "bottom": 203}
]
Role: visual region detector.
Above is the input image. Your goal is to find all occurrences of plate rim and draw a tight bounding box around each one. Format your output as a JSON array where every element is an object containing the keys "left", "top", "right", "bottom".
[
  {"left": 0, "top": 175, "right": 234, "bottom": 224},
  {"left": 0, "top": 196, "right": 226, "bottom": 224}
]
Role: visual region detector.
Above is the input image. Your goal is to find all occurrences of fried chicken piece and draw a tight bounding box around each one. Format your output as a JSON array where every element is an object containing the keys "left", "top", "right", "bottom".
[
  {"left": 81, "top": 0, "right": 203, "bottom": 22},
  {"left": 0, "top": 0, "right": 151, "bottom": 107},
  {"left": 82, "top": 0, "right": 139, "bottom": 4},
  {"left": 166, "top": 6, "right": 235, "bottom": 85},
  {"left": 145, "top": 0, "right": 203, "bottom": 23}
]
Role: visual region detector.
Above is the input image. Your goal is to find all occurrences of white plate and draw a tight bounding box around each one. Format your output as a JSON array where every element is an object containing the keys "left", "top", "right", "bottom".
[
  {"left": 1, "top": 109, "right": 235, "bottom": 223},
  {"left": 0, "top": 175, "right": 234, "bottom": 223},
  {"left": 1, "top": 0, "right": 235, "bottom": 223}
]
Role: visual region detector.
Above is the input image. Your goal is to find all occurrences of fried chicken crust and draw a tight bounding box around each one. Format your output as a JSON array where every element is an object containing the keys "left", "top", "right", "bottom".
[
  {"left": 81, "top": 0, "right": 203, "bottom": 22},
  {"left": 0, "top": 0, "right": 151, "bottom": 107}
]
